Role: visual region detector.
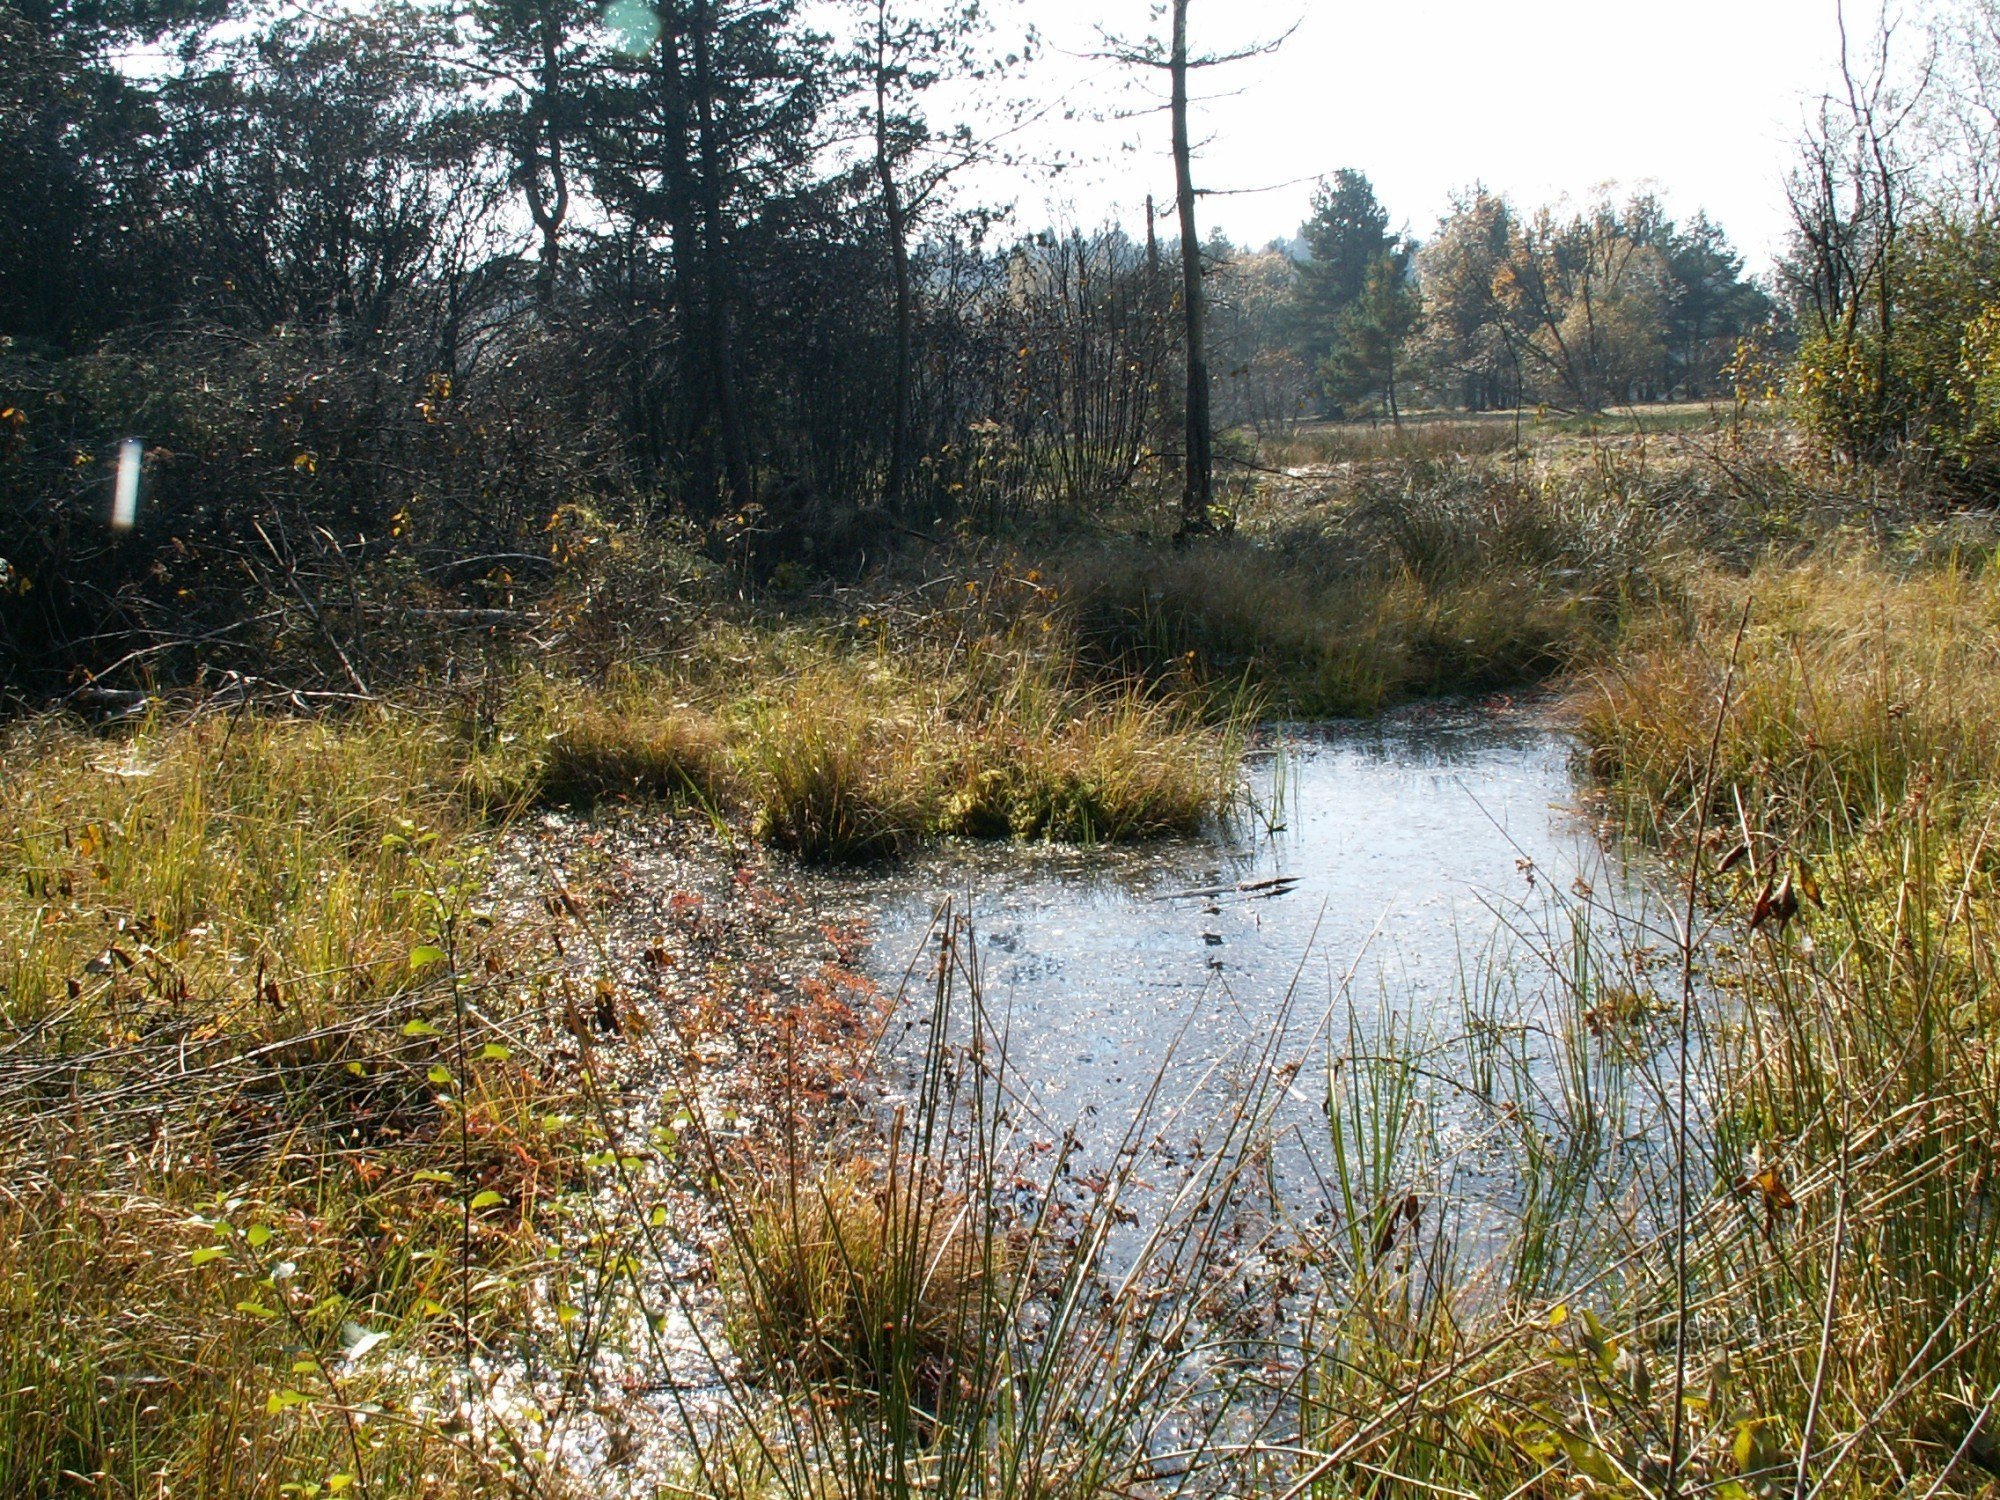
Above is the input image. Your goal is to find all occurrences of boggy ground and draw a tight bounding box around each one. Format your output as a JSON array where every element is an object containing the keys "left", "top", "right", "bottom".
[{"left": 9, "top": 413, "right": 2000, "bottom": 1497}]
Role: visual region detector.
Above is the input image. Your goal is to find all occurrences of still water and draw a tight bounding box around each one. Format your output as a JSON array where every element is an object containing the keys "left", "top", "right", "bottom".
[{"left": 819, "top": 698, "right": 1639, "bottom": 1150}]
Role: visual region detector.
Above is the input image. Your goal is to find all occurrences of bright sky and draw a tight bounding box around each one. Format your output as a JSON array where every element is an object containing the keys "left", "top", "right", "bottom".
[{"left": 965, "top": 0, "right": 1855, "bottom": 273}]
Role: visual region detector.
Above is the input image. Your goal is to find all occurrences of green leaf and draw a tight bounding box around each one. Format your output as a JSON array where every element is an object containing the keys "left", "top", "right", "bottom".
[
  {"left": 246, "top": 1224, "right": 272, "bottom": 1248},
  {"left": 427, "top": 1065, "right": 454, "bottom": 1086},
  {"left": 401, "top": 1019, "right": 439, "bottom": 1038},
  {"left": 236, "top": 1300, "right": 278, "bottom": 1318},
  {"left": 478, "top": 1043, "right": 511, "bottom": 1062},
  {"left": 469, "top": 1190, "right": 505, "bottom": 1211},
  {"left": 648, "top": 1206, "right": 667, "bottom": 1228},
  {"left": 345, "top": 1060, "right": 367, "bottom": 1077},
  {"left": 409, "top": 945, "right": 448, "bottom": 972},
  {"left": 190, "top": 1245, "right": 228, "bottom": 1267},
  {"left": 412, "top": 1169, "right": 455, "bottom": 1185},
  {"left": 266, "top": 1388, "right": 309, "bottom": 1415}
]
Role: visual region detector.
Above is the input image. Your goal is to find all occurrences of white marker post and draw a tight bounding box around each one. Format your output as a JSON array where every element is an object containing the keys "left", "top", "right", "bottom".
[{"left": 112, "top": 438, "right": 143, "bottom": 531}]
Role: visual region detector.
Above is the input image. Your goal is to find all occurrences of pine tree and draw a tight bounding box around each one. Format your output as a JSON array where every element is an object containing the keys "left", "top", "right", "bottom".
[{"left": 1289, "top": 168, "right": 1396, "bottom": 404}]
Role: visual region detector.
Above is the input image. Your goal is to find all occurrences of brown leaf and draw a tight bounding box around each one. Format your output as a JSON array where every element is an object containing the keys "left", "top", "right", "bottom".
[{"left": 1749, "top": 876, "right": 1776, "bottom": 929}]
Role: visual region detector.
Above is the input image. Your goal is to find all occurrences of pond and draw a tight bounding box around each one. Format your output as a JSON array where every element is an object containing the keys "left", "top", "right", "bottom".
[{"left": 814, "top": 697, "right": 1654, "bottom": 1169}]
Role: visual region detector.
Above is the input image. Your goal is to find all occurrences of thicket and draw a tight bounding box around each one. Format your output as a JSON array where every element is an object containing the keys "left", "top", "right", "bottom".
[{"left": 1783, "top": 1, "right": 2000, "bottom": 494}]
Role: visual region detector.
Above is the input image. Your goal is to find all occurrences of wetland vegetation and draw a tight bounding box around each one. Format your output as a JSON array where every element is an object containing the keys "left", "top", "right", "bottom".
[{"left": 7, "top": 0, "right": 2000, "bottom": 1493}]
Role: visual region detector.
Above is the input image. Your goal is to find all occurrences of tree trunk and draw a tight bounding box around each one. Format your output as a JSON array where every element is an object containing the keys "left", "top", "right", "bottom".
[
  {"left": 688, "top": 0, "right": 756, "bottom": 507},
  {"left": 1170, "top": 0, "right": 1213, "bottom": 543},
  {"left": 524, "top": 11, "right": 569, "bottom": 305},
  {"left": 873, "top": 0, "right": 913, "bottom": 508},
  {"left": 655, "top": 19, "right": 721, "bottom": 501}
]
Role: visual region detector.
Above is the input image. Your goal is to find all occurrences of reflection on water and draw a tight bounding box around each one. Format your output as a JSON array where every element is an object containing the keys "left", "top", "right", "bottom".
[{"left": 810, "top": 699, "right": 1639, "bottom": 1150}]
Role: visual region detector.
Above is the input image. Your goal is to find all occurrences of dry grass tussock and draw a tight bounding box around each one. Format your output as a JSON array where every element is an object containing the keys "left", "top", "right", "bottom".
[
  {"left": 718, "top": 1150, "right": 1001, "bottom": 1393},
  {"left": 443, "top": 593, "right": 1247, "bottom": 862}
]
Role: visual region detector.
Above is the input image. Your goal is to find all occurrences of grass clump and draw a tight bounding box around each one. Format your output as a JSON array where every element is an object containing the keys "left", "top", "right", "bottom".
[
  {"left": 731, "top": 649, "right": 1239, "bottom": 862},
  {"left": 743, "top": 675, "right": 920, "bottom": 863},
  {"left": 720, "top": 1156, "right": 998, "bottom": 1395}
]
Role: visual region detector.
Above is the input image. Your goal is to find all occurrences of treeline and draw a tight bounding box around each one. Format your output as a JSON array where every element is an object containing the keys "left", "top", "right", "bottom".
[
  {"left": 1782, "top": 1, "right": 2000, "bottom": 487},
  {"left": 1205, "top": 175, "right": 1775, "bottom": 428}
]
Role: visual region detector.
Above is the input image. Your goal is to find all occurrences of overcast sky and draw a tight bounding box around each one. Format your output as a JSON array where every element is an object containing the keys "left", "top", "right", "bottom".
[{"left": 952, "top": 0, "right": 1854, "bottom": 273}]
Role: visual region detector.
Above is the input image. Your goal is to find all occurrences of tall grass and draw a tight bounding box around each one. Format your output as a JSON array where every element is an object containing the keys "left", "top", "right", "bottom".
[
  {"left": 657, "top": 905, "right": 1306, "bottom": 1500},
  {"left": 12, "top": 437, "right": 2000, "bottom": 1496},
  {"left": 1059, "top": 450, "right": 1681, "bottom": 715},
  {"left": 733, "top": 649, "right": 1240, "bottom": 862},
  {"left": 0, "top": 711, "right": 573, "bottom": 1498}
]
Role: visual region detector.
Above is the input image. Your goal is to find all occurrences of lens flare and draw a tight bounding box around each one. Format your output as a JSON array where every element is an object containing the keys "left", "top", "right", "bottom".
[
  {"left": 602, "top": 0, "right": 659, "bottom": 58},
  {"left": 112, "top": 438, "right": 143, "bottom": 531}
]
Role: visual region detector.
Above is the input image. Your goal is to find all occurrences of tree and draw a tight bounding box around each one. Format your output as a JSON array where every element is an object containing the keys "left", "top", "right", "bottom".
[
  {"left": 1412, "top": 188, "right": 1519, "bottom": 410},
  {"left": 1412, "top": 189, "right": 1764, "bottom": 412},
  {"left": 471, "top": 0, "right": 598, "bottom": 303},
  {"left": 1322, "top": 249, "right": 1419, "bottom": 422},
  {"left": 0, "top": 0, "right": 227, "bottom": 347},
  {"left": 1291, "top": 168, "right": 1398, "bottom": 406},
  {"left": 588, "top": 0, "right": 827, "bottom": 508},
  {"left": 174, "top": 9, "right": 499, "bottom": 344},
  {"left": 1654, "top": 209, "right": 1772, "bottom": 397},
  {"left": 1208, "top": 247, "right": 1313, "bottom": 431},
  {"left": 846, "top": 0, "right": 989, "bottom": 507},
  {"left": 1093, "top": 1, "right": 1291, "bottom": 541}
]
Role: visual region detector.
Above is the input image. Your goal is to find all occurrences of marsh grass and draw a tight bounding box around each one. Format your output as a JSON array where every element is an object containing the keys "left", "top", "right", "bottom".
[
  {"left": 673, "top": 905, "right": 1306, "bottom": 1500},
  {"left": 0, "top": 626, "right": 1244, "bottom": 1492},
  {"left": 0, "top": 710, "right": 580, "bottom": 1499},
  {"left": 11, "top": 435, "right": 2000, "bottom": 1497},
  {"left": 734, "top": 650, "right": 1239, "bottom": 862},
  {"left": 1580, "top": 547, "right": 2000, "bottom": 842},
  {"left": 1360, "top": 542, "right": 2000, "bottom": 1497},
  {"left": 1058, "top": 450, "right": 1681, "bottom": 715},
  {"left": 717, "top": 1145, "right": 997, "bottom": 1394},
  {"left": 445, "top": 604, "right": 1244, "bottom": 862},
  {"left": 2, "top": 710, "right": 475, "bottom": 1035}
]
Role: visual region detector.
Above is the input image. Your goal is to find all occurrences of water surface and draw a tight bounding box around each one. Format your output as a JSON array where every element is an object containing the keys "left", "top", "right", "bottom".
[{"left": 819, "top": 699, "right": 1631, "bottom": 1147}]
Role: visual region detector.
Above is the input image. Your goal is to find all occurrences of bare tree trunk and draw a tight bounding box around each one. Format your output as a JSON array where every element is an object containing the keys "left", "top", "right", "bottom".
[{"left": 1170, "top": 0, "right": 1213, "bottom": 542}]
